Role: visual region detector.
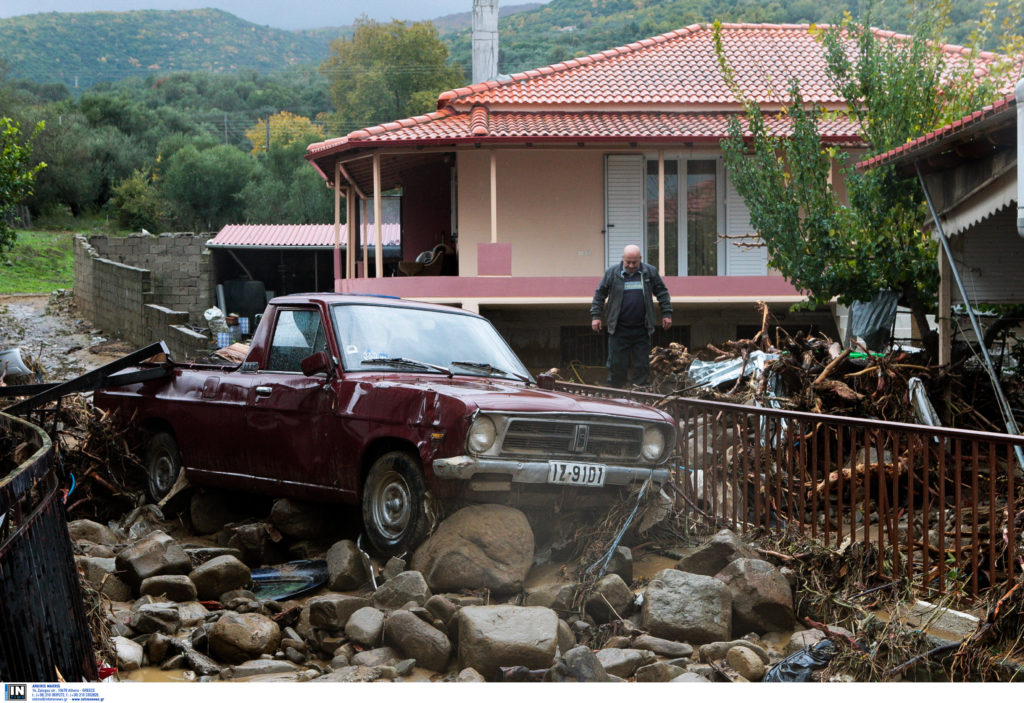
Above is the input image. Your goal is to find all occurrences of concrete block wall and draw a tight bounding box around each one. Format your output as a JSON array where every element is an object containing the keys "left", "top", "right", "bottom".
[{"left": 74, "top": 234, "right": 216, "bottom": 361}]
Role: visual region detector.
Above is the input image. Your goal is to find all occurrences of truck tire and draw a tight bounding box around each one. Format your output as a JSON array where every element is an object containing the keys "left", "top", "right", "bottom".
[
  {"left": 144, "top": 432, "right": 184, "bottom": 504},
  {"left": 362, "top": 451, "right": 430, "bottom": 555}
]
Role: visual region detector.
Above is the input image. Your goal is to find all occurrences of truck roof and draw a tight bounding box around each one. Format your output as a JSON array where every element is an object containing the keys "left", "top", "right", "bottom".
[{"left": 267, "top": 293, "right": 481, "bottom": 318}]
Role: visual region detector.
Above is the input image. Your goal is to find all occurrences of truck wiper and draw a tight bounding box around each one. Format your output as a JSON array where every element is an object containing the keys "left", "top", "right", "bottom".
[
  {"left": 450, "top": 360, "right": 531, "bottom": 384},
  {"left": 361, "top": 357, "right": 452, "bottom": 376}
]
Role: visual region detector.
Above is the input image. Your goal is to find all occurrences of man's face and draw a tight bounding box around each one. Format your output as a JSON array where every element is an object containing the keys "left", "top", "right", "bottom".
[{"left": 622, "top": 251, "right": 641, "bottom": 273}]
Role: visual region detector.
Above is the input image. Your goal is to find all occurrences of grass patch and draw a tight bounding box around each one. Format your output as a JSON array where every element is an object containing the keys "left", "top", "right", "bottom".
[{"left": 0, "top": 230, "right": 75, "bottom": 294}]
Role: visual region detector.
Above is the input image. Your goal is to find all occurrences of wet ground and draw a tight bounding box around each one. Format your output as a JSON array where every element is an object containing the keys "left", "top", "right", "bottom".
[{"left": 0, "top": 293, "right": 135, "bottom": 384}]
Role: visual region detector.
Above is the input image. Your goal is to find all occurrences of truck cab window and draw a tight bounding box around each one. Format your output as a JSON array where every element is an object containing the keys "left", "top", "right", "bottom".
[{"left": 266, "top": 309, "right": 328, "bottom": 372}]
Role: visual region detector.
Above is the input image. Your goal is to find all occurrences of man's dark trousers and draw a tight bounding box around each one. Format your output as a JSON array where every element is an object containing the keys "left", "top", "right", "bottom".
[{"left": 607, "top": 325, "right": 651, "bottom": 387}]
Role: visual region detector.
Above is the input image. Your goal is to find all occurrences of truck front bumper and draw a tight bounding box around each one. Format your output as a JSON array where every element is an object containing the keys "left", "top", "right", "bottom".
[{"left": 431, "top": 455, "right": 670, "bottom": 486}]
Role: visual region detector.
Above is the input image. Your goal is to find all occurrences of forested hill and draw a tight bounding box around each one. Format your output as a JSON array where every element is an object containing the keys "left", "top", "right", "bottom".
[
  {"left": 0, "top": 0, "right": 1001, "bottom": 90},
  {"left": 0, "top": 9, "right": 344, "bottom": 88}
]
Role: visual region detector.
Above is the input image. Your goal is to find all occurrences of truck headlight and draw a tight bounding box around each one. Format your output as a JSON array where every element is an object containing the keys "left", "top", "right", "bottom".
[
  {"left": 467, "top": 415, "right": 496, "bottom": 453},
  {"left": 641, "top": 426, "right": 666, "bottom": 461}
]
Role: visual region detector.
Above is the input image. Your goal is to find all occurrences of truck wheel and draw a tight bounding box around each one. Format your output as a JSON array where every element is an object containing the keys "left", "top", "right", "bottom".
[
  {"left": 362, "top": 451, "right": 430, "bottom": 555},
  {"left": 144, "top": 432, "right": 184, "bottom": 503}
]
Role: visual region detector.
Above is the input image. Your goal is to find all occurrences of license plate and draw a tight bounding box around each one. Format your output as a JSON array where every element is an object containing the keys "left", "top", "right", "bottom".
[{"left": 547, "top": 461, "right": 606, "bottom": 487}]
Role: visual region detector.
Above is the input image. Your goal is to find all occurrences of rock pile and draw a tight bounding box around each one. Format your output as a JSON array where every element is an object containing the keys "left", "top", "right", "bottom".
[{"left": 71, "top": 498, "right": 849, "bottom": 683}]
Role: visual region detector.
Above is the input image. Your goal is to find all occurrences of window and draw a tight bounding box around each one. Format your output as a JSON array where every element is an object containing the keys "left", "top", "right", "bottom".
[
  {"left": 266, "top": 309, "right": 328, "bottom": 372},
  {"left": 642, "top": 158, "right": 718, "bottom": 275}
]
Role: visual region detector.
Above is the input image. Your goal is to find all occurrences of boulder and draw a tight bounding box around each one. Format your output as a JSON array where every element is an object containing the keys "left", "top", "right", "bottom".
[
  {"left": 75, "top": 556, "right": 132, "bottom": 601},
  {"left": 68, "top": 519, "right": 120, "bottom": 546},
  {"left": 129, "top": 602, "right": 181, "bottom": 635},
  {"left": 222, "top": 659, "right": 301, "bottom": 680},
  {"left": 674, "top": 529, "right": 759, "bottom": 576},
  {"left": 524, "top": 582, "right": 577, "bottom": 616},
  {"left": 636, "top": 661, "right": 687, "bottom": 682},
  {"left": 270, "top": 498, "right": 331, "bottom": 540},
  {"left": 112, "top": 636, "right": 144, "bottom": 672},
  {"left": 410, "top": 505, "right": 534, "bottom": 595},
  {"left": 641, "top": 569, "right": 731, "bottom": 644},
  {"left": 188, "top": 555, "right": 251, "bottom": 601},
  {"left": 546, "top": 645, "right": 610, "bottom": 682},
  {"left": 632, "top": 634, "right": 694, "bottom": 658},
  {"left": 209, "top": 612, "right": 281, "bottom": 664},
  {"left": 308, "top": 594, "right": 371, "bottom": 631},
  {"left": 384, "top": 608, "right": 453, "bottom": 672},
  {"left": 371, "top": 571, "right": 431, "bottom": 610},
  {"left": 139, "top": 574, "right": 197, "bottom": 602},
  {"left": 595, "top": 648, "right": 656, "bottom": 678},
  {"left": 456, "top": 605, "right": 559, "bottom": 680},
  {"left": 325, "top": 540, "right": 368, "bottom": 591},
  {"left": 225, "top": 522, "right": 289, "bottom": 567},
  {"left": 115, "top": 530, "right": 192, "bottom": 587},
  {"left": 351, "top": 646, "right": 400, "bottom": 667},
  {"left": 726, "top": 645, "right": 765, "bottom": 681},
  {"left": 715, "top": 558, "right": 795, "bottom": 635},
  {"left": 584, "top": 573, "right": 635, "bottom": 623},
  {"left": 785, "top": 626, "right": 854, "bottom": 655},
  {"left": 345, "top": 606, "right": 385, "bottom": 647},
  {"left": 606, "top": 546, "right": 633, "bottom": 583}
]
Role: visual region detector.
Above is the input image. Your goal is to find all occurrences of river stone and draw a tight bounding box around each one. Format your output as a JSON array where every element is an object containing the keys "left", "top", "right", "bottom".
[
  {"left": 139, "top": 574, "right": 197, "bottom": 602},
  {"left": 222, "top": 659, "right": 301, "bottom": 680},
  {"left": 410, "top": 504, "right": 534, "bottom": 595},
  {"left": 524, "top": 582, "right": 578, "bottom": 615},
  {"left": 456, "top": 605, "right": 559, "bottom": 680},
  {"left": 606, "top": 546, "right": 633, "bottom": 583},
  {"left": 345, "top": 606, "right": 385, "bottom": 647},
  {"left": 636, "top": 661, "right": 688, "bottom": 682},
  {"left": 115, "top": 530, "right": 193, "bottom": 587},
  {"left": 112, "top": 636, "right": 144, "bottom": 672},
  {"left": 351, "top": 646, "right": 400, "bottom": 667},
  {"left": 308, "top": 593, "right": 371, "bottom": 631},
  {"left": 595, "top": 648, "right": 656, "bottom": 678},
  {"left": 384, "top": 608, "right": 453, "bottom": 672},
  {"left": 785, "top": 626, "right": 855, "bottom": 655},
  {"left": 699, "top": 640, "right": 770, "bottom": 664},
  {"left": 671, "top": 672, "right": 713, "bottom": 682},
  {"left": 312, "top": 665, "right": 384, "bottom": 682},
  {"left": 674, "top": 529, "right": 759, "bottom": 576},
  {"left": 641, "top": 568, "right": 731, "bottom": 644},
  {"left": 326, "top": 539, "right": 367, "bottom": 591},
  {"left": 75, "top": 556, "right": 133, "bottom": 601},
  {"left": 584, "top": 573, "right": 635, "bottom": 623},
  {"left": 129, "top": 602, "right": 181, "bottom": 635},
  {"left": 68, "top": 519, "right": 121, "bottom": 546},
  {"left": 189, "top": 554, "right": 251, "bottom": 601},
  {"left": 371, "top": 571, "right": 431, "bottom": 610},
  {"left": 632, "top": 634, "right": 694, "bottom": 658},
  {"left": 209, "top": 611, "right": 281, "bottom": 664},
  {"left": 456, "top": 668, "right": 486, "bottom": 682},
  {"left": 726, "top": 645, "right": 766, "bottom": 681},
  {"left": 546, "top": 645, "right": 610, "bottom": 682},
  {"left": 270, "top": 498, "right": 331, "bottom": 539},
  {"left": 715, "top": 558, "right": 795, "bottom": 635}
]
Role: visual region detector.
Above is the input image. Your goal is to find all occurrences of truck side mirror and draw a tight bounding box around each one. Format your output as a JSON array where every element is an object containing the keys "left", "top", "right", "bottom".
[{"left": 300, "top": 351, "right": 332, "bottom": 377}]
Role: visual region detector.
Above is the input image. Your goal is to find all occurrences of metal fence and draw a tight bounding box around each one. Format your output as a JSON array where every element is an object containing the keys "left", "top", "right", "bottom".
[
  {"left": 0, "top": 411, "right": 97, "bottom": 682},
  {"left": 553, "top": 381, "right": 1024, "bottom": 599}
]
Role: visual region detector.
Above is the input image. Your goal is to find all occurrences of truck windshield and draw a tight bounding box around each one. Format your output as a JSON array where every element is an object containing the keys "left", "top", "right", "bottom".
[{"left": 332, "top": 303, "right": 533, "bottom": 381}]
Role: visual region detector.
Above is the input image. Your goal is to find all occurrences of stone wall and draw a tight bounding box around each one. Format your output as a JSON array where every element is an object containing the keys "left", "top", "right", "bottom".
[{"left": 73, "top": 234, "right": 215, "bottom": 361}]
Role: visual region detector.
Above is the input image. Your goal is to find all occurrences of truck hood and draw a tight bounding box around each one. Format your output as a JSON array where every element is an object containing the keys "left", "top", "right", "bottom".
[{"left": 350, "top": 372, "right": 672, "bottom": 422}]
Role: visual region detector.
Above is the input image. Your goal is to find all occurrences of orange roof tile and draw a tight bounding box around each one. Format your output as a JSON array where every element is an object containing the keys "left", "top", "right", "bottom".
[{"left": 306, "top": 23, "right": 1003, "bottom": 158}]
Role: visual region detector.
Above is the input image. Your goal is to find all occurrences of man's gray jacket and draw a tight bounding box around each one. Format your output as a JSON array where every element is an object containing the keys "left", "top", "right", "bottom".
[{"left": 590, "top": 261, "right": 672, "bottom": 335}]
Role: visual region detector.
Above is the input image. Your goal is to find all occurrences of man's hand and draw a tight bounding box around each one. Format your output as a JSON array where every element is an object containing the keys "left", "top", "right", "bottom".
[
  {"left": 592, "top": 319, "right": 603, "bottom": 333},
  {"left": 661, "top": 316, "right": 672, "bottom": 331}
]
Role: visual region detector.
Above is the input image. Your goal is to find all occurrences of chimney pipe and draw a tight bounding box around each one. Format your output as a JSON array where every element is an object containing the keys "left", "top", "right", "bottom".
[
  {"left": 1017, "top": 78, "right": 1024, "bottom": 236},
  {"left": 472, "top": 0, "right": 499, "bottom": 84}
]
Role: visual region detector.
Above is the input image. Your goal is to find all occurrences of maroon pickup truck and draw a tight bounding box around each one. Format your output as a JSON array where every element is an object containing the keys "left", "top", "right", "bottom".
[{"left": 95, "top": 294, "right": 676, "bottom": 554}]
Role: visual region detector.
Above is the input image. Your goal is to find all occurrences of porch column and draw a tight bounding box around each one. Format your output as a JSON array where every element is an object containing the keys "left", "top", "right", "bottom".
[
  {"left": 333, "top": 162, "right": 343, "bottom": 292},
  {"left": 490, "top": 150, "right": 497, "bottom": 243},
  {"left": 938, "top": 241, "right": 952, "bottom": 367},
  {"left": 346, "top": 186, "right": 355, "bottom": 281},
  {"left": 658, "top": 150, "right": 665, "bottom": 275},
  {"left": 373, "top": 152, "right": 383, "bottom": 278},
  {"left": 362, "top": 197, "right": 368, "bottom": 278}
]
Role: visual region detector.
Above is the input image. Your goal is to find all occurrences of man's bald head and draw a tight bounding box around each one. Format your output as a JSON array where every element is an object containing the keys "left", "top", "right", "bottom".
[{"left": 622, "top": 245, "right": 642, "bottom": 273}]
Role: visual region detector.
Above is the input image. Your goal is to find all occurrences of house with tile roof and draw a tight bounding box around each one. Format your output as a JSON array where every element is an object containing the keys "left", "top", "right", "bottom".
[
  {"left": 304, "top": 22, "right": 1000, "bottom": 370},
  {"left": 859, "top": 88, "right": 1023, "bottom": 366}
]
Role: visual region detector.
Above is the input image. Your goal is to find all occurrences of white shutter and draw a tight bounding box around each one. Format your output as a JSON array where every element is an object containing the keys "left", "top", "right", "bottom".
[
  {"left": 605, "top": 154, "right": 644, "bottom": 268},
  {"left": 724, "top": 169, "right": 768, "bottom": 275}
]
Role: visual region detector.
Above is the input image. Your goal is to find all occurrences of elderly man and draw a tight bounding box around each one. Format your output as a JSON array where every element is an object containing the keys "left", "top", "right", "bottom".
[{"left": 590, "top": 244, "right": 672, "bottom": 387}]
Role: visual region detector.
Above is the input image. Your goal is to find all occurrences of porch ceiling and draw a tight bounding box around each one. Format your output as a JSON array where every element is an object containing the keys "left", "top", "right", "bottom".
[{"left": 317, "top": 150, "right": 450, "bottom": 196}]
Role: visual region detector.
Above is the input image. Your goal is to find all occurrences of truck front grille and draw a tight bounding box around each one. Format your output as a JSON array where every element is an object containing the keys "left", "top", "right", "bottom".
[{"left": 500, "top": 419, "right": 643, "bottom": 461}]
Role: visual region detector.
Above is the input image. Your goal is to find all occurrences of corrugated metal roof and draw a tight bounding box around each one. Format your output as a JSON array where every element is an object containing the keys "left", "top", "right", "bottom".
[{"left": 208, "top": 224, "right": 402, "bottom": 249}]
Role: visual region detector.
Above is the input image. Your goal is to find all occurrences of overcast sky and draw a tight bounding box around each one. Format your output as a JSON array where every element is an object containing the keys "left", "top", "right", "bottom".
[{"left": 0, "top": 1, "right": 507, "bottom": 30}]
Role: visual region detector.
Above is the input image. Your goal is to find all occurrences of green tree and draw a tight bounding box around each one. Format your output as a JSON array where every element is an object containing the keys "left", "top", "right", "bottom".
[
  {"left": 715, "top": 2, "right": 1018, "bottom": 355},
  {"left": 0, "top": 117, "right": 44, "bottom": 251},
  {"left": 245, "top": 111, "right": 324, "bottom": 156},
  {"left": 160, "top": 143, "right": 260, "bottom": 232},
  {"left": 111, "top": 169, "right": 169, "bottom": 232},
  {"left": 320, "top": 17, "right": 464, "bottom": 131}
]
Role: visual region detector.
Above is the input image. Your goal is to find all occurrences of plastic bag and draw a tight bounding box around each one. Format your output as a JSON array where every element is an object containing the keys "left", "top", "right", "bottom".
[
  {"left": 204, "top": 306, "right": 229, "bottom": 333},
  {"left": 764, "top": 639, "right": 835, "bottom": 682}
]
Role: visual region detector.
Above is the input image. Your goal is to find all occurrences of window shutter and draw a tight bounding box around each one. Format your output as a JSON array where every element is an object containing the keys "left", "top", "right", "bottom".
[
  {"left": 604, "top": 154, "right": 644, "bottom": 268},
  {"left": 723, "top": 169, "right": 768, "bottom": 275}
]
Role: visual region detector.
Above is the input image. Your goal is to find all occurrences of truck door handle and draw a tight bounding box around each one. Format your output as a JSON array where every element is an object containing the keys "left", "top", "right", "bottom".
[{"left": 255, "top": 386, "right": 273, "bottom": 398}]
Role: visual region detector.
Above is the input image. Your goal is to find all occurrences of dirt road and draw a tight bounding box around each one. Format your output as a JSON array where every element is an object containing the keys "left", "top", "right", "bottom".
[{"left": 0, "top": 292, "right": 134, "bottom": 384}]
